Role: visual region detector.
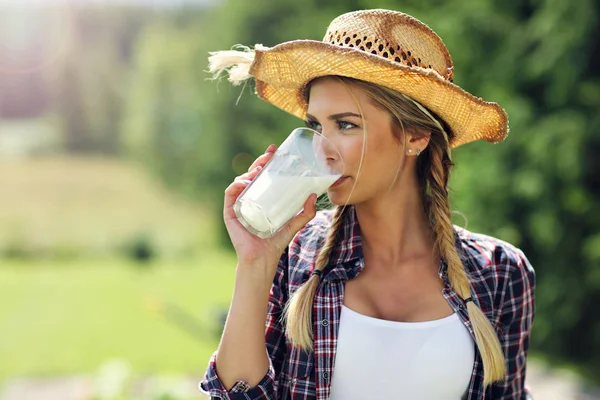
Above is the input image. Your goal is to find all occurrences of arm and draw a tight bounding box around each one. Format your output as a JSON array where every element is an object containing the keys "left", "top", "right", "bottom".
[
  {"left": 199, "top": 250, "right": 289, "bottom": 399},
  {"left": 198, "top": 144, "right": 316, "bottom": 399},
  {"left": 489, "top": 249, "right": 536, "bottom": 399}
]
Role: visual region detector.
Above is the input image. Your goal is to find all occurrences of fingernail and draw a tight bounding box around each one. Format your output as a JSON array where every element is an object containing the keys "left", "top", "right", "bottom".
[
  {"left": 265, "top": 144, "right": 276, "bottom": 153},
  {"left": 255, "top": 166, "right": 262, "bottom": 171}
]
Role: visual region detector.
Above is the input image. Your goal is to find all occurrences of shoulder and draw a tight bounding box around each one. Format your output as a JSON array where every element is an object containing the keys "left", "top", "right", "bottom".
[
  {"left": 282, "top": 209, "right": 334, "bottom": 288},
  {"left": 454, "top": 225, "right": 536, "bottom": 313},
  {"left": 295, "top": 209, "right": 335, "bottom": 243},
  {"left": 454, "top": 225, "right": 534, "bottom": 278}
]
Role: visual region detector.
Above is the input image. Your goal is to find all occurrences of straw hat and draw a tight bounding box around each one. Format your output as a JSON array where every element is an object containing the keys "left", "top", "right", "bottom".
[{"left": 208, "top": 9, "right": 509, "bottom": 148}]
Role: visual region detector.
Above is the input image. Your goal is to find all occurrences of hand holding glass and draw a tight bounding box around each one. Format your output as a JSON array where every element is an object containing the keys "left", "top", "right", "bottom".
[{"left": 233, "top": 128, "right": 344, "bottom": 239}]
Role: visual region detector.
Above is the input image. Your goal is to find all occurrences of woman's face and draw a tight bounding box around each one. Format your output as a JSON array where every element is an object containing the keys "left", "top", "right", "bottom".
[{"left": 306, "top": 77, "right": 410, "bottom": 206}]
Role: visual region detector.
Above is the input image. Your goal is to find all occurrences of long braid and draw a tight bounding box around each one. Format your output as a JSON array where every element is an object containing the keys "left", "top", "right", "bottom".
[
  {"left": 426, "top": 142, "right": 507, "bottom": 386},
  {"left": 283, "top": 206, "right": 348, "bottom": 350},
  {"left": 425, "top": 146, "right": 470, "bottom": 297}
]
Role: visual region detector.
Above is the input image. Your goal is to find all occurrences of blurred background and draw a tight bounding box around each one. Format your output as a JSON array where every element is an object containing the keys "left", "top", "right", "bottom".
[{"left": 0, "top": 0, "right": 598, "bottom": 399}]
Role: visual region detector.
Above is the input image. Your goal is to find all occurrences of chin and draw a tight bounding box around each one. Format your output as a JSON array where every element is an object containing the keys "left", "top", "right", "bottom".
[{"left": 326, "top": 191, "right": 358, "bottom": 207}]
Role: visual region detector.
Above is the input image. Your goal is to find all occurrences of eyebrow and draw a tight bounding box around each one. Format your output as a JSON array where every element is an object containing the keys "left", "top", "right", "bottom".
[{"left": 305, "top": 112, "right": 363, "bottom": 121}]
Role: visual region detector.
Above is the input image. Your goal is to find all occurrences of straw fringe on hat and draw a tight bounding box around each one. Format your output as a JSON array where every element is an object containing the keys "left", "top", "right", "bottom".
[{"left": 208, "top": 9, "right": 509, "bottom": 148}]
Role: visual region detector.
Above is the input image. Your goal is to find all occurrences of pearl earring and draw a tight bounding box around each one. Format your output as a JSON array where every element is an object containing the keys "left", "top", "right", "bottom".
[{"left": 408, "top": 149, "right": 413, "bottom": 154}]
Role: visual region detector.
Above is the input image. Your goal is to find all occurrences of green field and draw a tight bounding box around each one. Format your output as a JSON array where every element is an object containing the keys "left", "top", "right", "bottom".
[
  {"left": 0, "top": 254, "right": 236, "bottom": 384},
  {"left": 0, "top": 156, "right": 216, "bottom": 258},
  {"left": 0, "top": 155, "right": 237, "bottom": 387}
]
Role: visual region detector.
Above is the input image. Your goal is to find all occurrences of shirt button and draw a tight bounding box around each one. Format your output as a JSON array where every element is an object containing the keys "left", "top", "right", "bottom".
[
  {"left": 458, "top": 304, "right": 465, "bottom": 310},
  {"left": 322, "top": 372, "right": 330, "bottom": 380},
  {"left": 321, "top": 319, "right": 329, "bottom": 326}
]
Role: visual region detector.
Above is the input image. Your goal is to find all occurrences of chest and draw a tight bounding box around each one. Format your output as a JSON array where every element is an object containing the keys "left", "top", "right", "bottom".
[
  {"left": 291, "top": 277, "right": 482, "bottom": 400},
  {"left": 328, "top": 305, "right": 475, "bottom": 400},
  {"left": 343, "top": 261, "right": 453, "bottom": 322}
]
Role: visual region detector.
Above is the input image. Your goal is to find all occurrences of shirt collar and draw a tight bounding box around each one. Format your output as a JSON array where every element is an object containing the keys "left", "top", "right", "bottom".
[
  {"left": 327, "top": 206, "right": 363, "bottom": 266},
  {"left": 322, "top": 205, "right": 464, "bottom": 283}
]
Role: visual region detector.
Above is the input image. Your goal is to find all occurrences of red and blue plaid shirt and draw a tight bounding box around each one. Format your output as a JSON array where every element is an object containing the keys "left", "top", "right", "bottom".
[{"left": 200, "top": 206, "right": 536, "bottom": 399}]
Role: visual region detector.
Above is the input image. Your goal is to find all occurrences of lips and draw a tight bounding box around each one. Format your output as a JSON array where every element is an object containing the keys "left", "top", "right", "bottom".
[{"left": 330, "top": 176, "right": 349, "bottom": 188}]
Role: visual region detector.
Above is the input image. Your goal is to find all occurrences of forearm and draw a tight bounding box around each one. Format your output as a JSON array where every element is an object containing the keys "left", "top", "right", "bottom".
[{"left": 215, "top": 262, "right": 277, "bottom": 389}]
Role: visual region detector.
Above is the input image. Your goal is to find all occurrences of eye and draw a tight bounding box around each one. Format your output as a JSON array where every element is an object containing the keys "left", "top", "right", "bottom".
[
  {"left": 305, "top": 119, "right": 322, "bottom": 131},
  {"left": 337, "top": 120, "right": 358, "bottom": 131}
]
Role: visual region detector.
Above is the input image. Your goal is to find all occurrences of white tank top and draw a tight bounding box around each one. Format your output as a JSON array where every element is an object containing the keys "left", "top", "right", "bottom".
[{"left": 329, "top": 305, "right": 475, "bottom": 400}]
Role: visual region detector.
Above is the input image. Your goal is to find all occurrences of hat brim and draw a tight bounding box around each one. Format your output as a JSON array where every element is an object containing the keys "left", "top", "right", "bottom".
[{"left": 249, "top": 40, "right": 508, "bottom": 148}]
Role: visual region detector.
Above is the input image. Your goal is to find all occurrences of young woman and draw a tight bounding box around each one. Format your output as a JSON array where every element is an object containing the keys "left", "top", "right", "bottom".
[{"left": 201, "top": 9, "right": 536, "bottom": 400}]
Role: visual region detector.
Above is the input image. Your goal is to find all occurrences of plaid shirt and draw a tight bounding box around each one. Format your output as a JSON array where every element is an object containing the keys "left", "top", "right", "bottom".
[{"left": 200, "top": 207, "right": 536, "bottom": 399}]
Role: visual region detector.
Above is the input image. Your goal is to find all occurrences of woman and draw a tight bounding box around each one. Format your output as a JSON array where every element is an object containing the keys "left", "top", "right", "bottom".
[{"left": 200, "top": 9, "right": 536, "bottom": 400}]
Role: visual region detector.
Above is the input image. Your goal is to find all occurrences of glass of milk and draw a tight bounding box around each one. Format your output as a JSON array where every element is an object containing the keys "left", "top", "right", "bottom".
[{"left": 233, "top": 127, "right": 344, "bottom": 238}]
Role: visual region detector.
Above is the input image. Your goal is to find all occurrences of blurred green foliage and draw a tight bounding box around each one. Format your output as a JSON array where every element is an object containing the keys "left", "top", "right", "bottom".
[
  {"left": 119, "top": 0, "right": 600, "bottom": 380},
  {"left": 1, "top": 0, "right": 598, "bottom": 385}
]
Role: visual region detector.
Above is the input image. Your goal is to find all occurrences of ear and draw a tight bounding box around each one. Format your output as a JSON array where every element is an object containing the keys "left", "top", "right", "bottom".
[{"left": 405, "top": 129, "right": 431, "bottom": 156}]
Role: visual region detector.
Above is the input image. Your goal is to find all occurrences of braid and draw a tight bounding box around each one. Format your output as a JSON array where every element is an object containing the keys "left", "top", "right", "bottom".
[
  {"left": 426, "top": 142, "right": 507, "bottom": 387},
  {"left": 426, "top": 147, "right": 470, "bottom": 298},
  {"left": 283, "top": 206, "right": 347, "bottom": 350}
]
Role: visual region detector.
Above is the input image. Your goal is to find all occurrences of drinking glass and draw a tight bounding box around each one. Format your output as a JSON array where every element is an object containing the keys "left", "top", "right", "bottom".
[{"left": 233, "top": 127, "right": 344, "bottom": 238}]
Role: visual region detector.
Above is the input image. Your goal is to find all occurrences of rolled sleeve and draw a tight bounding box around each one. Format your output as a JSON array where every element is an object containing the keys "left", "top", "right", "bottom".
[
  {"left": 490, "top": 249, "right": 536, "bottom": 399},
  {"left": 198, "top": 351, "right": 277, "bottom": 399}
]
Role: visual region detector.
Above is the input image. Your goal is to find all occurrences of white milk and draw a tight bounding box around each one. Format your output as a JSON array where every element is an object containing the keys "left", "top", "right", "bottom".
[{"left": 236, "top": 171, "right": 340, "bottom": 237}]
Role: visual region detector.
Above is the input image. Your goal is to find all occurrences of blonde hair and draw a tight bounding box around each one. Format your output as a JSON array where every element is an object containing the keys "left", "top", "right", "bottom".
[{"left": 283, "top": 76, "right": 506, "bottom": 387}]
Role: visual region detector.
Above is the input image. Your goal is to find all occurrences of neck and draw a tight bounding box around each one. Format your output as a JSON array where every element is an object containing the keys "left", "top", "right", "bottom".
[{"left": 354, "top": 171, "right": 435, "bottom": 269}]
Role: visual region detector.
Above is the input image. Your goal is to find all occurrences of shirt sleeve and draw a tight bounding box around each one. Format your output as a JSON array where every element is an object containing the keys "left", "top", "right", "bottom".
[
  {"left": 198, "top": 248, "right": 290, "bottom": 400},
  {"left": 489, "top": 248, "right": 536, "bottom": 399}
]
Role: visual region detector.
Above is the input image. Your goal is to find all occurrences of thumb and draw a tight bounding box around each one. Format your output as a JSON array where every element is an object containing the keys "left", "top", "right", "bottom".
[{"left": 284, "top": 193, "right": 318, "bottom": 236}]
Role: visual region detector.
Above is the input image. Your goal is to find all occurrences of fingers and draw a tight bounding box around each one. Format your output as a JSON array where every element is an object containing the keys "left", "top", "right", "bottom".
[
  {"left": 228, "top": 143, "right": 275, "bottom": 189},
  {"left": 235, "top": 165, "right": 263, "bottom": 182},
  {"left": 223, "top": 179, "right": 252, "bottom": 216},
  {"left": 223, "top": 144, "right": 275, "bottom": 220},
  {"left": 283, "top": 193, "right": 318, "bottom": 236},
  {"left": 247, "top": 144, "right": 276, "bottom": 172},
  {"left": 229, "top": 144, "right": 275, "bottom": 187}
]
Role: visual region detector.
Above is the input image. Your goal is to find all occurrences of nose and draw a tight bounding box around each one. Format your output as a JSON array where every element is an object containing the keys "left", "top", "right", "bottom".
[{"left": 313, "top": 133, "right": 343, "bottom": 174}]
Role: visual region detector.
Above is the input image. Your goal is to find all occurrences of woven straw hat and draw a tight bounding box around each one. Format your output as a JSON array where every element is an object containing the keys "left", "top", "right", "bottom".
[{"left": 209, "top": 9, "right": 509, "bottom": 148}]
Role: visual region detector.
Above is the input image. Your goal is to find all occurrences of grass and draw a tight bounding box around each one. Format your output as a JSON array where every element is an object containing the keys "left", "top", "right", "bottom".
[
  {"left": 0, "top": 155, "right": 215, "bottom": 258},
  {"left": 0, "top": 253, "right": 237, "bottom": 385},
  {"left": 0, "top": 154, "right": 237, "bottom": 386}
]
